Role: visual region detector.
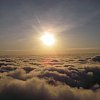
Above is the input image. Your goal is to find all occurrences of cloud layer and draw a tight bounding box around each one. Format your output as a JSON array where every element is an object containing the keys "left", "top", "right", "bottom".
[{"left": 0, "top": 55, "right": 100, "bottom": 100}]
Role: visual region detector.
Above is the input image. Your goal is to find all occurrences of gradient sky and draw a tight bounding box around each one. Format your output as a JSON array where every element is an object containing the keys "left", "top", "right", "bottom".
[{"left": 0, "top": 0, "right": 100, "bottom": 54}]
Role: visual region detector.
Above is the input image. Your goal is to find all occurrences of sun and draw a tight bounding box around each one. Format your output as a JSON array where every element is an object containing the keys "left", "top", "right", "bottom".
[{"left": 41, "top": 32, "right": 55, "bottom": 46}]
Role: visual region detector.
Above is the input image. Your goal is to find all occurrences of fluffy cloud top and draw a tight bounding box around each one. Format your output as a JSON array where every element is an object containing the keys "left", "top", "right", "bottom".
[{"left": 0, "top": 55, "right": 100, "bottom": 100}]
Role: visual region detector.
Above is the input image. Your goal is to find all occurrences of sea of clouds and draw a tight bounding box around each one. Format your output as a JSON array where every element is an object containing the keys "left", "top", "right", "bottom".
[{"left": 0, "top": 55, "right": 100, "bottom": 100}]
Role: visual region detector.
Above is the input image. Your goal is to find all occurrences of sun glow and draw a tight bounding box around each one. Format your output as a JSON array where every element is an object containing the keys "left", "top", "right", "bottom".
[{"left": 41, "top": 32, "right": 55, "bottom": 46}]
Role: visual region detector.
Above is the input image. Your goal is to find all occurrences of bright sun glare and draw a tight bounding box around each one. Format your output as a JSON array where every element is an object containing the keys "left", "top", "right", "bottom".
[{"left": 41, "top": 32, "right": 55, "bottom": 46}]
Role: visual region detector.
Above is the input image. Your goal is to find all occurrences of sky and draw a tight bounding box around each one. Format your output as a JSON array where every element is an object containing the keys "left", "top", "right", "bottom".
[{"left": 0, "top": 0, "right": 100, "bottom": 54}]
